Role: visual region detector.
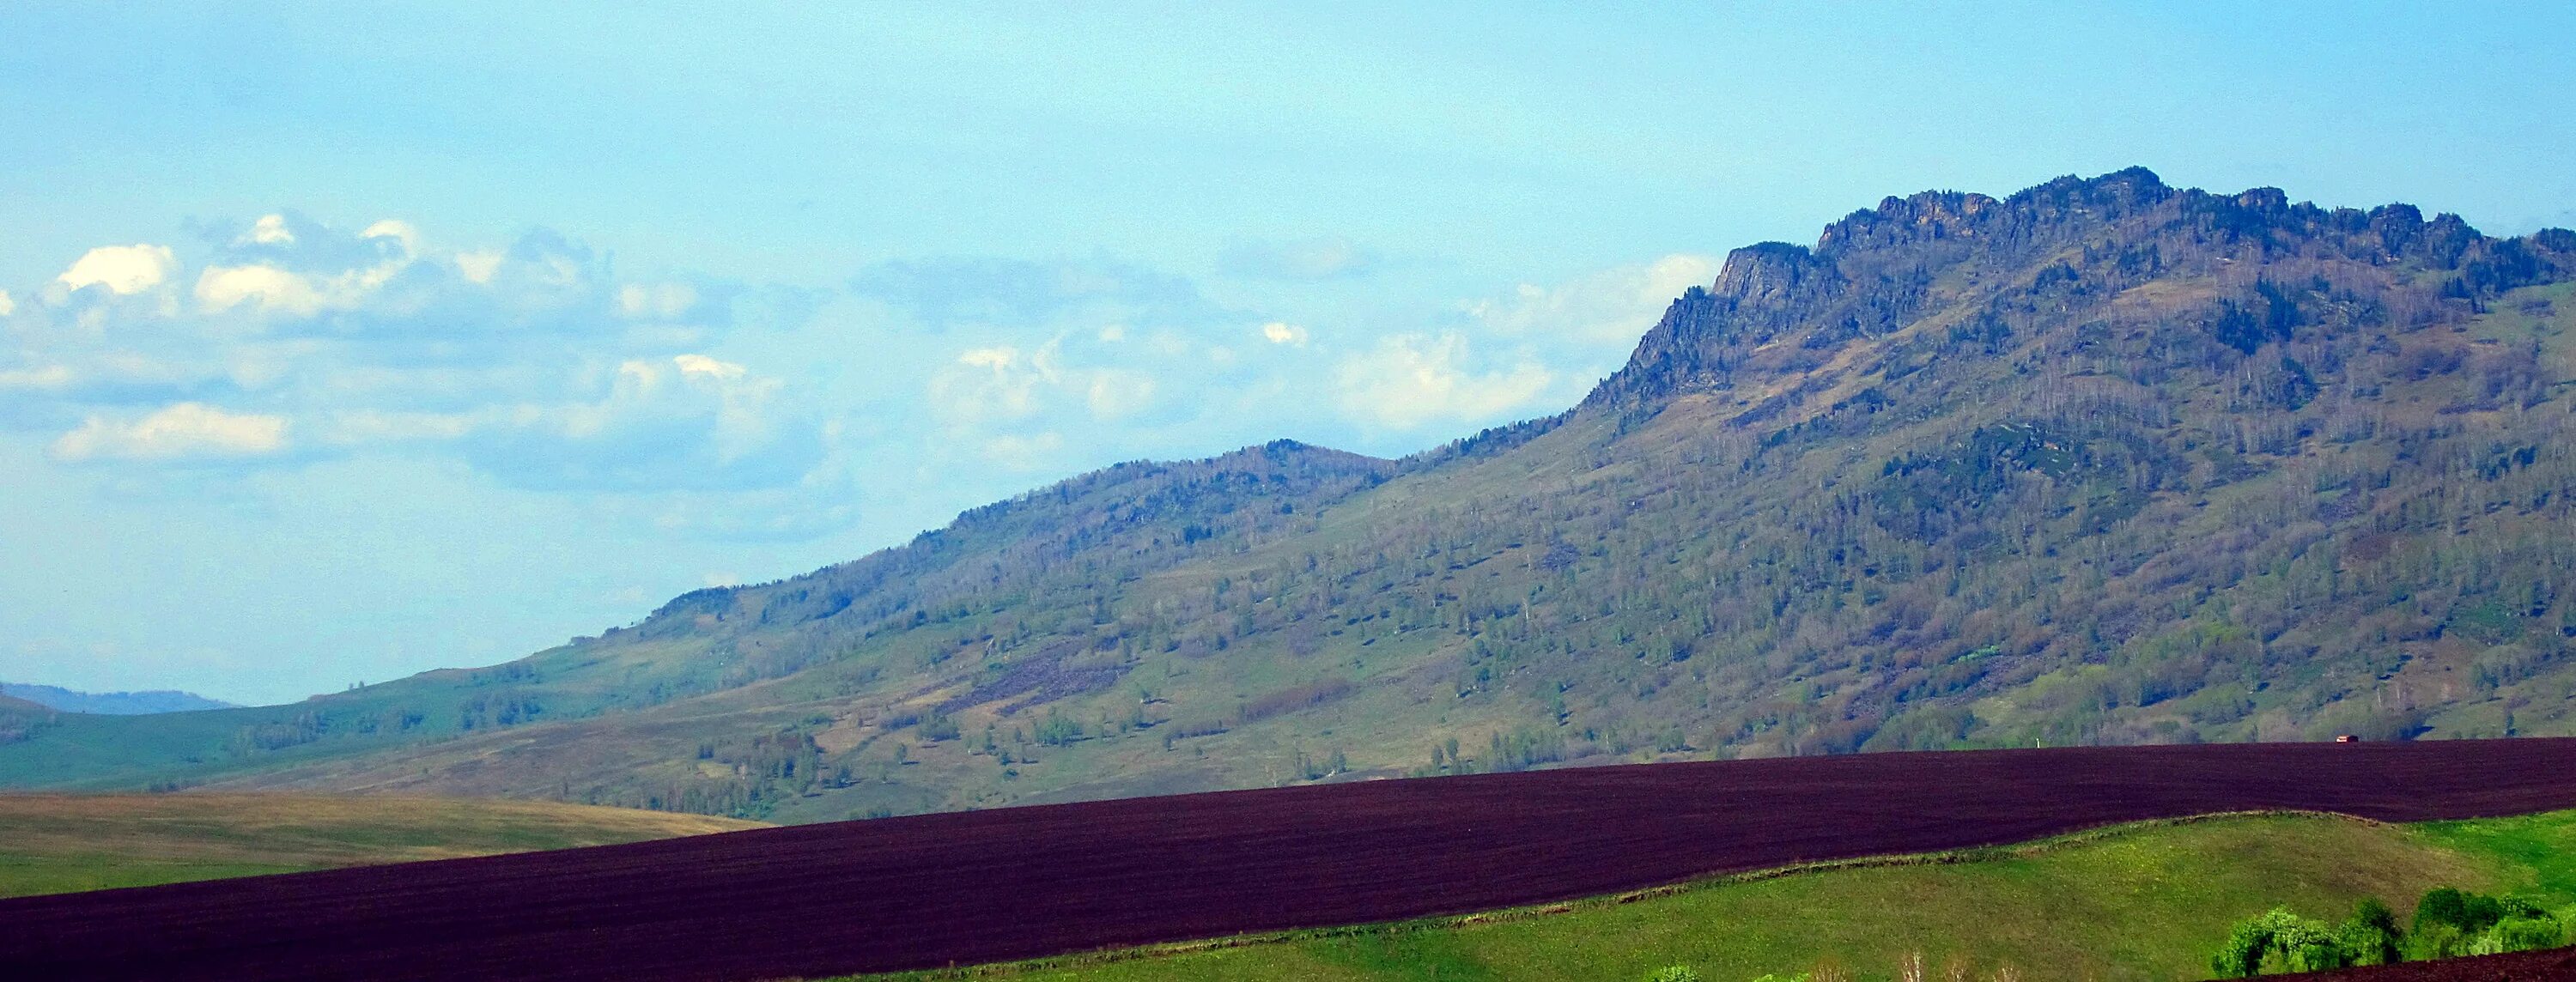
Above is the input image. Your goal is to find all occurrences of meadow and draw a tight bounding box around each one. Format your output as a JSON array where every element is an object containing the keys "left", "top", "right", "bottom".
[
  {"left": 0, "top": 793, "right": 764, "bottom": 897},
  {"left": 857, "top": 809, "right": 2576, "bottom": 982}
]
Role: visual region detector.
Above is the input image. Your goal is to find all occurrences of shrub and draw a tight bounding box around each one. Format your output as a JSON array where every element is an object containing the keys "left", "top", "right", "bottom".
[
  {"left": 2336, "top": 898, "right": 2403, "bottom": 966},
  {"left": 2415, "top": 887, "right": 2468, "bottom": 933},
  {"left": 2212, "top": 907, "right": 2356, "bottom": 976},
  {"left": 2477, "top": 916, "right": 2566, "bottom": 955},
  {"left": 2462, "top": 893, "right": 2506, "bottom": 932},
  {"left": 2408, "top": 920, "right": 2469, "bottom": 961},
  {"left": 1645, "top": 967, "right": 1700, "bottom": 982}
]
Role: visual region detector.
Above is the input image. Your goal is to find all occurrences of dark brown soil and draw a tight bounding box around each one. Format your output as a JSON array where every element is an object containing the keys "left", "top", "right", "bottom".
[
  {"left": 8, "top": 738, "right": 2576, "bottom": 981},
  {"left": 2288, "top": 948, "right": 2576, "bottom": 980}
]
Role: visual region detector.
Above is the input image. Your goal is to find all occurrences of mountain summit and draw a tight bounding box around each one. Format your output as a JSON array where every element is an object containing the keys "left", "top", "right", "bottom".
[{"left": 9, "top": 169, "right": 2576, "bottom": 821}]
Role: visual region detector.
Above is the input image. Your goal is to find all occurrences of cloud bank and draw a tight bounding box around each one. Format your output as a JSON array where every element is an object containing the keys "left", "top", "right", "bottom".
[
  {"left": 4, "top": 208, "right": 1716, "bottom": 545},
  {"left": 3, "top": 212, "right": 832, "bottom": 526}
]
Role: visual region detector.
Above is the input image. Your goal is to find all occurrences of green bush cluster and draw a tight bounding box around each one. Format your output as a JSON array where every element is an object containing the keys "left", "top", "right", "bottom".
[
  {"left": 2211, "top": 888, "right": 2568, "bottom": 976},
  {"left": 2409, "top": 887, "right": 2568, "bottom": 959}
]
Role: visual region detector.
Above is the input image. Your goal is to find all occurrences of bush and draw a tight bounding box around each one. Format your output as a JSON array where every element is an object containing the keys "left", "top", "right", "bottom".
[
  {"left": 2403, "top": 887, "right": 2567, "bottom": 960},
  {"left": 1645, "top": 967, "right": 1700, "bottom": 982},
  {"left": 2479, "top": 916, "right": 2565, "bottom": 955},
  {"left": 2415, "top": 887, "right": 2468, "bottom": 933},
  {"left": 2409, "top": 920, "right": 2469, "bottom": 961},
  {"left": 2337, "top": 898, "right": 2403, "bottom": 967},
  {"left": 2212, "top": 906, "right": 2357, "bottom": 976}
]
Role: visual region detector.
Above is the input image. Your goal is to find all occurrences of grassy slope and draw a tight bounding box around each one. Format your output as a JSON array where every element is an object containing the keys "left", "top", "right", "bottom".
[
  {"left": 9, "top": 175, "right": 2576, "bottom": 829},
  {"left": 856, "top": 811, "right": 2576, "bottom": 982},
  {"left": 0, "top": 793, "right": 767, "bottom": 898}
]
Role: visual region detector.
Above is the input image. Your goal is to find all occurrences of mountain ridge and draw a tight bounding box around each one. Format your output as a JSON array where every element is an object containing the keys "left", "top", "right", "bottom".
[
  {"left": 0, "top": 683, "right": 239, "bottom": 716},
  {"left": 9, "top": 167, "right": 2576, "bottom": 821}
]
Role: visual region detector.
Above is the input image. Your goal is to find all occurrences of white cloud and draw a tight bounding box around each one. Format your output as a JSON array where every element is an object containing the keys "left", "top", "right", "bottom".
[
  {"left": 957, "top": 346, "right": 1018, "bottom": 371},
  {"left": 931, "top": 343, "right": 1048, "bottom": 425},
  {"left": 617, "top": 282, "right": 698, "bottom": 319},
  {"left": 671, "top": 353, "right": 746, "bottom": 380},
  {"left": 196, "top": 264, "right": 331, "bottom": 317},
  {"left": 1084, "top": 369, "right": 1157, "bottom": 419},
  {"left": 1336, "top": 332, "right": 1554, "bottom": 430},
  {"left": 453, "top": 250, "right": 503, "bottom": 284},
  {"left": 359, "top": 220, "right": 420, "bottom": 254},
  {"left": 50, "top": 403, "right": 290, "bottom": 462},
  {"left": 0, "top": 289, "right": 15, "bottom": 316},
  {"left": 930, "top": 334, "right": 1170, "bottom": 431},
  {"left": 1097, "top": 324, "right": 1126, "bottom": 342},
  {"left": 58, "top": 245, "right": 179, "bottom": 295},
  {"left": 0, "top": 365, "right": 75, "bottom": 391},
  {"left": 194, "top": 230, "right": 412, "bottom": 318},
  {"left": 1260, "top": 321, "right": 1310, "bottom": 347},
  {"left": 242, "top": 214, "right": 296, "bottom": 246},
  {"left": 453, "top": 352, "right": 814, "bottom": 492},
  {"left": 1467, "top": 253, "right": 1719, "bottom": 343}
]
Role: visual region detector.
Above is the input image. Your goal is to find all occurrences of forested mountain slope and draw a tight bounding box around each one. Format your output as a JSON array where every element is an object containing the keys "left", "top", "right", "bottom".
[{"left": 9, "top": 168, "right": 2576, "bottom": 821}]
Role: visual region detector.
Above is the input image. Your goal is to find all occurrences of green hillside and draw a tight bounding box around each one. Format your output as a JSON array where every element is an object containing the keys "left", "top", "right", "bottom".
[
  {"left": 6, "top": 169, "right": 2576, "bottom": 821},
  {"left": 851, "top": 809, "right": 2576, "bottom": 982},
  {"left": 0, "top": 793, "right": 766, "bottom": 898}
]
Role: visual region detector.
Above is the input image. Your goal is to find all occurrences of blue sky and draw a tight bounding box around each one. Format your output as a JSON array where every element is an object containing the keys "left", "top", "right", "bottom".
[{"left": 3, "top": 2, "right": 2572, "bottom": 705}]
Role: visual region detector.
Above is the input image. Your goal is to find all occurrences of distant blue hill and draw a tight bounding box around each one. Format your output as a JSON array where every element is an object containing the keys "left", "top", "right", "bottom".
[{"left": 0, "top": 682, "right": 238, "bottom": 715}]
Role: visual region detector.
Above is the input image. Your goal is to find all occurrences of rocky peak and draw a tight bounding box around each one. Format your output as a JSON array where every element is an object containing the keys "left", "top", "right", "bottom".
[{"left": 1582, "top": 167, "right": 2573, "bottom": 416}]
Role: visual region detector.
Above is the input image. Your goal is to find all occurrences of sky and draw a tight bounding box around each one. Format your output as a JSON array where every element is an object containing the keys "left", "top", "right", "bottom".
[{"left": 3, "top": 2, "right": 2573, "bottom": 705}]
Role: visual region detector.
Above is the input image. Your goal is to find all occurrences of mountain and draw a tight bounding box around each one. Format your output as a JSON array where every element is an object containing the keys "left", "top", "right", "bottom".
[
  {"left": 4, "top": 168, "right": 2573, "bottom": 821},
  {"left": 0, "top": 683, "right": 238, "bottom": 716}
]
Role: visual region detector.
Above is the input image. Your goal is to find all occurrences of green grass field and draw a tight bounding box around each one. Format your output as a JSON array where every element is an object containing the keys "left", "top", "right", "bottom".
[
  {"left": 0, "top": 792, "right": 768, "bottom": 898},
  {"left": 855, "top": 809, "right": 2576, "bottom": 982}
]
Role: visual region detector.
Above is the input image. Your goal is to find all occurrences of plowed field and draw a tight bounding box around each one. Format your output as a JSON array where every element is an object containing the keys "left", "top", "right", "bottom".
[
  {"left": 2293, "top": 947, "right": 2576, "bottom": 979},
  {"left": 8, "top": 739, "right": 2576, "bottom": 981}
]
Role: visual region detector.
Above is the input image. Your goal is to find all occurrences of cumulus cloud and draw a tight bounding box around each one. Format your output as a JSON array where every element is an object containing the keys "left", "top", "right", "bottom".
[
  {"left": 459, "top": 354, "right": 820, "bottom": 493},
  {"left": 453, "top": 250, "right": 503, "bottom": 284},
  {"left": 242, "top": 214, "right": 295, "bottom": 246},
  {"left": 671, "top": 353, "right": 745, "bottom": 380},
  {"left": 1336, "top": 332, "right": 1554, "bottom": 430},
  {"left": 1260, "top": 321, "right": 1310, "bottom": 347},
  {"left": 10, "top": 213, "right": 832, "bottom": 532},
  {"left": 0, "top": 290, "right": 15, "bottom": 317},
  {"left": 1221, "top": 237, "right": 1376, "bottom": 281},
  {"left": 1467, "top": 253, "right": 1718, "bottom": 343},
  {"left": 50, "top": 403, "right": 289, "bottom": 462},
  {"left": 358, "top": 220, "right": 419, "bottom": 253},
  {"left": 58, "top": 245, "right": 179, "bottom": 295},
  {"left": 195, "top": 264, "right": 332, "bottom": 316},
  {"left": 618, "top": 282, "right": 700, "bottom": 320},
  {"left": 931, "top": 343, "right": 1048, "bottom": 425}
]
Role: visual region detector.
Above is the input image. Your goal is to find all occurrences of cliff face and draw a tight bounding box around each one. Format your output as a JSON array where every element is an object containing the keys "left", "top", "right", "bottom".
[{"left": 1587, "top": 167, "right": 2569, "bottom": 415}]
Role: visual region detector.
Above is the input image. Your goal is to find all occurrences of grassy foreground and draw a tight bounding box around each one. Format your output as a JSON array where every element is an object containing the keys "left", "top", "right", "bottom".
[
  {"left": 0, "top": 793, "right": 767, "bottom": 898},
  {"left": 856, "top": 810, "right": 2576, "bottom": 982}
]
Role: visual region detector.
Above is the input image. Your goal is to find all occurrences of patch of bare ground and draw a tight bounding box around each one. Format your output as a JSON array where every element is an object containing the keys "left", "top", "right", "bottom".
[{"left": 9, "top": 739, "right": 2576, "bottom": 981}]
